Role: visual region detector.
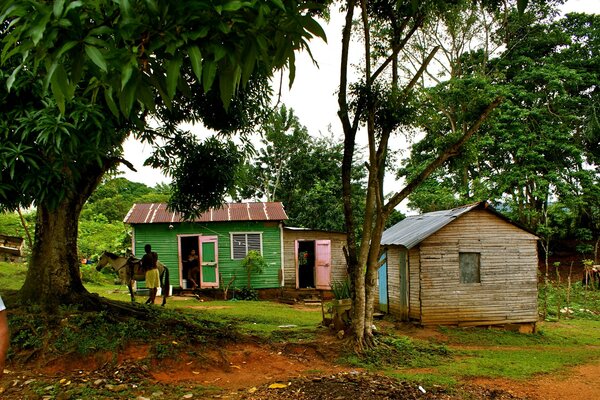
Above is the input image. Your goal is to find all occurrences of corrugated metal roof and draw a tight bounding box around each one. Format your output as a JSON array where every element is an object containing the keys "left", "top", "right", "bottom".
[
  {"left": 381, "top": 202, "right": 485, "bottom": 249},
  {"left": 124, "top": 202, "right": 288, "bottom": 224}
]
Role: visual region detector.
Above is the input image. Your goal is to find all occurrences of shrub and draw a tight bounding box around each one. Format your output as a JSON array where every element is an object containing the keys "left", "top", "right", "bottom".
[
  {"left": 331, "top": 278, "right": 351, "bottom": 299},
  {"left": 240, "top": 250, "right": 266, "bottom": 289},
  {"left": 235, "top": 287, "right": 259, "bottom": 301}
]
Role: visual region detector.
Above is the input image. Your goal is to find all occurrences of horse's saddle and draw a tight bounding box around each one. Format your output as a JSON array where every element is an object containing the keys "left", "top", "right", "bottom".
[{"left": 127, "top": 256, "right": 146, "bottom": 281}]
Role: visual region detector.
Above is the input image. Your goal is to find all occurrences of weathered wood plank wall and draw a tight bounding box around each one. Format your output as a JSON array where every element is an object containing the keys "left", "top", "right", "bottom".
[
  {"left": 281, "top": 229, "right": 347, "bottom": 289},
  {"left": 416, "top": 210, "right": 538, "bottom": 326}
]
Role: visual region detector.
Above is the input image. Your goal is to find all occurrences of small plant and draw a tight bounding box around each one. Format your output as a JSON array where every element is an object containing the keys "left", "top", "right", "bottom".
[
  {"left": 240, "top": 250, "right": 267, "bottom": 289},
  {"left": 331, "top": 278, "right": 351, "bottom": 300},
  {"left": 236, "top": 287, "right": 259, "bottom": 301}
]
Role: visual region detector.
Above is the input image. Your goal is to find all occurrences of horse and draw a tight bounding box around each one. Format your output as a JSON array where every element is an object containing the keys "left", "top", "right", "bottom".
[{"left": 96, "top": 251, "right": 170, "bottom": 306}]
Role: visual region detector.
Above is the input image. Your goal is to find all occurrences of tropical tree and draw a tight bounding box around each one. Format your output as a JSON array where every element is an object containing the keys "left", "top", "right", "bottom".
[
  {"left": 236, "top": 105, "right": 369, "bottom": 232},
  {"left": 0, "top": 0, "right": 326, "bottom": 308},
  {"left": 404, "top": 9, "right": 600, "bottom": 240},
  {"left": 81, "top": 177, "right": 168, "bottom": 223},
  {"left": 336, "top": 0, "right": 524, "bottom": 349}
]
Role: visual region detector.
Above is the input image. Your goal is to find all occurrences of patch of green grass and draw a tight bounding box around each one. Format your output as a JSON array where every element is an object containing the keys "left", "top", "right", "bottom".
[
  {"left": 439, "top": 347, "right": 595, "bottom": 380},
  {"left": 0, "top": 261, "right": 28, "bottom": 291},
  {"left": 440, "top": 319, "right": 600, "bottom": 348},
  {"left": 189, "top": 300, "right": 323, "bottom": 338},
  {"left": 53, "top": 309, "right": 152, "bottom": 355},
  {"left": 343, "top": 335, "right": 452, "bottom": 370},
  {"left": 538, "top": 319, "right": 600, "bottom": 346},
  {"left": 439, "top": 326, "right": 551, "bottom": 347}
]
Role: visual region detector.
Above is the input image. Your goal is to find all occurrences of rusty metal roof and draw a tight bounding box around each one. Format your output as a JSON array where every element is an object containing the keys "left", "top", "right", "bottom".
[
  {"left": 124, "top": 202, "right": 288, "bottom": 224},
  {"left": 381, "top": 202, "right": 489, "bottom": 249}
]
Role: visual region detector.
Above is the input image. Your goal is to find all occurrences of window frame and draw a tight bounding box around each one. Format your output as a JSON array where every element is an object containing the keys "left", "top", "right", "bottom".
[
  {"left": 459, "top": 252, "right": 481, "bottom": 284},
  {"left": 230, "top": 232, "right": 263, "bottom": 259}
]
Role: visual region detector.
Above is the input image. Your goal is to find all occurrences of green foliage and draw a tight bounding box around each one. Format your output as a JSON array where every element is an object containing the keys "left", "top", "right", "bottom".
[
  {"left": 403, "top": 7, "right": 600, "bottom": 248},
  {"left": 240, "top": 250, "right": 267, "bottom": 289},
  {"left": 1, "top": 0, "right": 327, "bottom": 119},
  {"left": 331, "top": 278, "right": 351, "bottom": 300},
  {"left": 78, "top": 219, "right": 130, "bottom": 258},
  {"left": 234, "top": 287, "right": 259, "bottom": 301},
  {"left": 152, "top": 342, "right": 177, "bottom": 360},
  {"left": 541, "top": 281, "right": 600, "bottom": 321},
  {"left": 79, "top": 264, "right": 113, "bottom": 285},
  {"left": 345, "top": 335, "right": 451, "bottom": 369},
  {"left": 0, "top": 210, "right": 35, "bottom": 238},
  {"left": 83, "top": 178, "right": 167, "bottom": 223},
  {"left": 166, "top": 138, "right": 242, "bottom": 220},
  {"left": 236, "top": 106, "right": 367, "bottom": 232}
]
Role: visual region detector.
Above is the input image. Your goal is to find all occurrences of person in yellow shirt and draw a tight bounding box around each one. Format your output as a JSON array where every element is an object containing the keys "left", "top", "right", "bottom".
[{"left": 140, "top": 244, "right": 160, "bottom": 305}]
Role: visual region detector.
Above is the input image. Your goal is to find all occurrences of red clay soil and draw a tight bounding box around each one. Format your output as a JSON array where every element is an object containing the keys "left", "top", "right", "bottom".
[
  {"left": 1, "top": 336, "right": 595, "bottom": 400},
  {"left": 151, "top": 341, "right": 348, "bottom": 390},
  {"left": 471, "top": 363, "right": 600, "bottom": 400}
]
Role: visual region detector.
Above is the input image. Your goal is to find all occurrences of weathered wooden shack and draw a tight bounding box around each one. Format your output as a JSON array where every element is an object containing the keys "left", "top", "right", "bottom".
[
  {"left": 124, "top": 202, "right": 288, "bottom": 291},
  {"left": 380, "top": 202, "right": 538, "bottom": 329},
  {"left": 0, "top": 234, "right": 24, "bottom": 262},
  {"left": 282, "top": 227, "right": 347, "bottom": 293}
]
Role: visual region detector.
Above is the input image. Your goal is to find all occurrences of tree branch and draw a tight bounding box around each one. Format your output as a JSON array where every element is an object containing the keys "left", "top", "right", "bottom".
[{"left": 384, "top": 96, "right": 504, "bottom": 214}]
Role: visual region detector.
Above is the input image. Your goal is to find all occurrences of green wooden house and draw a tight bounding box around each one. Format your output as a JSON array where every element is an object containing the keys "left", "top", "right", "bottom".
[{"left": 124, "top": 202, "right": 288, "bottom": 290}]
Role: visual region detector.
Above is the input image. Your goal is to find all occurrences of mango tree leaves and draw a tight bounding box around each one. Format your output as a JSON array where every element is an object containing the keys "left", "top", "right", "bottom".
[{"left": 0, "top": 0, "right": 327, "bottom": 118}]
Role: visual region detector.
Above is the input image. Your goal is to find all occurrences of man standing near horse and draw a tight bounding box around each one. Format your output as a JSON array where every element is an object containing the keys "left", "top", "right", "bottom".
[{"left": 140, "top": 244, "right": 160, "bottom": 305}]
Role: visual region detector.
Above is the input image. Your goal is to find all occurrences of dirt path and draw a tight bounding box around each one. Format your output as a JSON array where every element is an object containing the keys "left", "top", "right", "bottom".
[{"left": 471, "top": 362, "right": 600, "bottom": 400}]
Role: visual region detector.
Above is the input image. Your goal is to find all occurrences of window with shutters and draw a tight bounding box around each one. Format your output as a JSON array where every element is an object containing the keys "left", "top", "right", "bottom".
[
  {"left": 459, "top": 252, "right": 481, "bottom": 283},
  {"left": 230, "top": 233, "right": 262, "bottom": 259}
]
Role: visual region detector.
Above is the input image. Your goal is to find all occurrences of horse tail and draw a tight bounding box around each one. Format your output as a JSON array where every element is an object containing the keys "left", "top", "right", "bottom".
[{"left": 163, "top": 266, "right": 170, "bottom": 295}]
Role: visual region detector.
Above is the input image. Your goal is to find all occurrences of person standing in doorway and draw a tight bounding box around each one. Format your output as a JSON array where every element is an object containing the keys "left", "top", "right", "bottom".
[
  {"left": 140, "top": 244, "right": 160, "bottom": 305},
  {"left": 187, "top": 249, "right": 200, "bottom": 290},
  {"left": 0, "top": 294, "right": 9, "bottom": 377}
]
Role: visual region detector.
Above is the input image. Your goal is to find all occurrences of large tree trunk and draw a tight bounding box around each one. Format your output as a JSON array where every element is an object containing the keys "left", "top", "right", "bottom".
[
  {"left": 20, "top": 197, "right": 88, "bottom": 307},
  {"left": 19, "top": 163, "right": 109, "bottom": 308}
]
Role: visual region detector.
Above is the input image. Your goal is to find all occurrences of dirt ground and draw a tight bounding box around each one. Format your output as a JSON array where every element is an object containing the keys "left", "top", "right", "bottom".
[
  {"left": 1, "top": 304, "right": 599, "bottom": 399},
  {"left": 2, "top": 337, "right": 599, "bottom": 400}
]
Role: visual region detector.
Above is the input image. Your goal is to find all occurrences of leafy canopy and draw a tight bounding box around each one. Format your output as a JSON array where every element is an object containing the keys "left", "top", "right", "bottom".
[
  {"left": 1, "top": 0, "right": 327, "bottom": 116},
  {"left": 0, "top": 0, "right": 328, "bottom": 217}
]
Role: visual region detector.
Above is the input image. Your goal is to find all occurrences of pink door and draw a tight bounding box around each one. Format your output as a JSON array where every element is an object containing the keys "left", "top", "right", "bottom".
[
  {"left": 199, "top": 236, "right": 219, "bottom": 288},
  {"left": 314, "top": 240, "right": 331, "bottom": 289}
]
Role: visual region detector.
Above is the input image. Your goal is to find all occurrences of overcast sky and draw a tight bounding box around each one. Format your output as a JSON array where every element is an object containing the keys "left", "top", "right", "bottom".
[{"left": 119, "top": 0, "right": 599, "bottom": 197}]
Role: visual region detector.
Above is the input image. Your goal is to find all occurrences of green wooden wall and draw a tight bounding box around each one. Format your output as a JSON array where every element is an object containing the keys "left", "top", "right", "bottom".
[{"left": 132, "top": 221, "right": 283, "bottom": 289}]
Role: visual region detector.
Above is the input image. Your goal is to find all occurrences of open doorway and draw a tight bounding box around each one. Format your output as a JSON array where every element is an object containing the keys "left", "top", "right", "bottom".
[
  {"left": 297, "top": 241, "right": 315, "bottom": 288},
  {"left": 180, "top": 235, "right": 199, "bottom": 288}
]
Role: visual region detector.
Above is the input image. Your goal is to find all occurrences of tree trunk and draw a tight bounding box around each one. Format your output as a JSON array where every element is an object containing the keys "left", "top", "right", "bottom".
[
  {"left": 350, "top": 262, "right": 366, "bottom": 347},
  {"left": 20, "top": 198, "right": 88, "bottom": 308},
  {"left": 19, "top": 161, "right": 109, "bottom": 308}
]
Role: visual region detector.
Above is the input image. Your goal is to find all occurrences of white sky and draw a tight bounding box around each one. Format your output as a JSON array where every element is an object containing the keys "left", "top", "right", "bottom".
[{"left": 119, "top": 0, "right": 599, "bottom": 201}]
